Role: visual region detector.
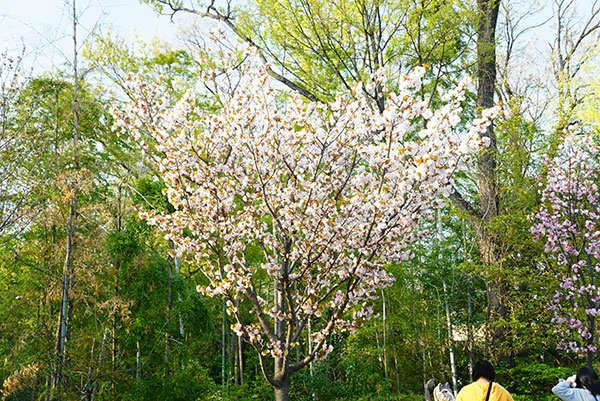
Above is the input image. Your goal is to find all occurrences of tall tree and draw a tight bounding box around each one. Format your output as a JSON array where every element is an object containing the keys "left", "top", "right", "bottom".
[
  {"left": 52, "top": 0, "right": 81, "bottom": 393},
  {"left": 441, "top": 0, "right": 511, "bottom": 362},
  {"left": 140, "top": 0, "right": 521, "bottom": 363},
  {"left": 113, "top": 45, "right": 499, "bottom": 399}
]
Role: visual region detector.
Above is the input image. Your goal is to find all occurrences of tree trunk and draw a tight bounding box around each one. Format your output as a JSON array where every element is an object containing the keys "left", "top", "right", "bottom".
[
  {"left": 443, "top": 281, "right": 458, "bottom": 396},
  {"left": 174, "top": 250, "right": 185, "bottom": 341},
  {"left": 228, "top": 324, "right": 233, "bottom": 386},
  {"left": 307, "top": 317, "right": 313, "bottom": 376},
  {"left": 381, "top": 289, "right": 388, "bottom": 379},
  {"left": 587, "top": 314, "right": 595, "bottom": 367},
  {"left": 112, "top": 186, "right": 122, "bottom": 371},
  {"left": 221, "top": 299, "right": 226, "bottom": 390},
  {"left": 237, "top": 325, "right": 244, "bottom": 385},
  {"left": 54, "top": 271, "right": 70, "bottom": 389},
  {"left": 375, "top": 320, "right": 382, "bottom": 368},
  {"left": 234, "top": 330, "right": 239, "bottom": 385},
  {"left": 474, "top": 0, "right": 513, "bottom": 364},
  {"left": 52, "top": 0, "right": 80, "bottom": 393},
  {"left": 83, "top": 338, "right": 96, "bottom": 401},
  {"left": 386, "top": 289, "right": 402, "bottom": 392},
  {"left": 467, "top": 278, "right": 474, "bottom": 378},
  {"left": 136, "top": 340, "right": 142, "bottom": 383},
  {"left": 165, "top": 241, "right": 175, "bottom": 374},
  {"left": 91, "top": 330, "right": 107, "bottom": 401},
  {"left": 274, "top": 376, "right": 290, "bottom": 401}
]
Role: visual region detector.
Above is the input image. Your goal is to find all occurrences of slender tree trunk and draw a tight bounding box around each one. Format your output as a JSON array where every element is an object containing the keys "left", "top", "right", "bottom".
[
  {"left": 228, "top": 324, "right": 233, "bottom": 387},
  {"left": 307, "top": 318, "right": 313, "bottom": 377},
  {"left": 52, "top": 0, "right": 80, "bottom": 393},
  {"left": 436, "top": 209, "right": 458, "bottom": 394},
  {"left": 381, "top": 289, "right": 388, "bottom": 379},
  {"left": 37, "top": 296, "right": 41, "bottom": 328},
  {"left": 169, "top": 244, "right": 186, "bottom": 372},
  {"left": 467, "top": 278, "right": 474, "bottom": 378},
  {"left": 443, "top": 281, "right": 458, "bottom": 396},
  {"left": 112, "top": 186, "right": 122, "bottom": 371},
  {"left": 165, "top": 241, "right": 175, "bottom": 374},
  {"left": 237, "top": 311, "right": 244, "bottom": 386},
  {"left": 136, "top": 340, "right": 142, "bottom": 383},
  {"left": 222, "top": 299, "right": 226, "bottom": 390},
  {"left": 375, "top": 321, "right": 382, "bottom": 368},
  {"left": 274, "top": 277, "right": 284, "bottom": 379},
  {"left": 587, "top": 315, "right": 595, "bottom": 367},
  {"left": 436, "top": 295, "right": 442, "bottom": 342},
  {"left": 54, "top": 270, "right": 70, "bottom": 390},
  {"left": 386, "top": 289, "right": 402, "bottom": 392},
  {"left": 91, "top": 330, "right": 107, "bottom": 401},
  {"left": 174, "top": 250, "right": 184, "bottom": 340},
  {"left": 84, "top": 338, "right": 96, "bottom": 401},
  {"left": 234, "top": 331, "right": 239, "bottom": 385}
]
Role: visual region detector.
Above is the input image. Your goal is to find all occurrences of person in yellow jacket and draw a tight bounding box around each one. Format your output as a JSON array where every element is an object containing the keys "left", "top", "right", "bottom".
[{"left": 456, "top": 360, "right": 514, "bottom": 401}]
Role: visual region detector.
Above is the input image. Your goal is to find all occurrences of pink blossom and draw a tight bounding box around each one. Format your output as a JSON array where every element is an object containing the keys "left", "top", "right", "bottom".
[{"left": 532, "top": 134, "right": 600, "bottom": 357}]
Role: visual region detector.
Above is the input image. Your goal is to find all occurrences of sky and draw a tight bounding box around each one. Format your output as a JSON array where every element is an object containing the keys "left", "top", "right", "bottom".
[{"left": 0, "top": 0, "right": 183, "bottom": 72}]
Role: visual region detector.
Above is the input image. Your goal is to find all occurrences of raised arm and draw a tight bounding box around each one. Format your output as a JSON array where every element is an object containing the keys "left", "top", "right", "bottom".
[{"left": 552, "top": 377, "right": 583, "bottom": 401}]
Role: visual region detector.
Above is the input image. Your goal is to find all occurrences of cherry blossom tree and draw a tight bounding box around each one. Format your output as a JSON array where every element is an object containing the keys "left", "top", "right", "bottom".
[
  {"left": 112, "top": 48, "right": 499, "bottom": 400},
  {"left": 531, "top": 134, "right": 600, "bottom": 367}
]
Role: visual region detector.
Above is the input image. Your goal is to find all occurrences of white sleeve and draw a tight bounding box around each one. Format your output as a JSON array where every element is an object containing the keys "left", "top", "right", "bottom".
[{"left": 552, "top": 379, "right": 592, "bottom": 401}]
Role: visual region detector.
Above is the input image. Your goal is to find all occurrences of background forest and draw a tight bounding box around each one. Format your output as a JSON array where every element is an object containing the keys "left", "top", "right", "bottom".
[{"left": 2, "top": 0, "right": 600, "bottom": 400}]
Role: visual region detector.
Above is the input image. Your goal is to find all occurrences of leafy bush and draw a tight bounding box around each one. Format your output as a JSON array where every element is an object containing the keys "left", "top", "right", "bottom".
[
  {"left": 123, "top": 361, "right": 217, "bottom": 401},
  {"left": 220, "top": 378, "right": 272, "bottom": 401},
  {"left": 497, "top": 357, "right": 573, "bottom": 399}
]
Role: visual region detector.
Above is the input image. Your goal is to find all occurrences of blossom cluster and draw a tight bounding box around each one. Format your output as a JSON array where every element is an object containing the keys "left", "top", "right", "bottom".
[
  {"left": 531, "top": 134, "right": 600, "bottom": 358},
  {"left": 112, "top": 51, "right": 499, "bottom": 367}
]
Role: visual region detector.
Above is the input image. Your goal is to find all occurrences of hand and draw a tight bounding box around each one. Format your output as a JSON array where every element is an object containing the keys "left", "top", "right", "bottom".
[{"left": 567, "top": 375, "right": 577, "bottom": 386}]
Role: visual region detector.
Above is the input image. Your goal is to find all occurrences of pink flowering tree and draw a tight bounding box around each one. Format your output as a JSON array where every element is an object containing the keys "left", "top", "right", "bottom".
[
  {"left": 112, "top": 50, "right": 499, "bottom": 399},
  {"left": 531, "top": 135, "right": 600, "bottom": 367}
]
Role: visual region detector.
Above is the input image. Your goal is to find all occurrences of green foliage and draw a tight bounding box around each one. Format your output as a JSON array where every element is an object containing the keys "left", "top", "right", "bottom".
[
  {"left": 133, "top": 176, "right": 172, "bottom": 212},
  {"left": 497, "top": 358, "right": 574, "bottom": 401},
  {"left": 124, "top": 361, "right": 218, "bottom": 401},
  {"left": 220, "top": 378, "right": 272, "bottom": 401},
  {"left": 105, "top": 219, "right": 143, "bottom": 263},
  {"left": 83, "top": 31, "right": 198, "bottom": 100},
  {"left": 580, "top": 70, "right": 600, "bottom": 134},
  {"left": 236, "top": 0, "right": 475, "bottom": 103},
  {"left": 289, "top": 346, "right": 390, "bottom": 400}
]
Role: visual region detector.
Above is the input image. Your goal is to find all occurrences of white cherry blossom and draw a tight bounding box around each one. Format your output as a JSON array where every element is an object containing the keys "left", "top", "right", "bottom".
[{"left": 112, "top": 51, "right": 500, "bottom": 392}]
